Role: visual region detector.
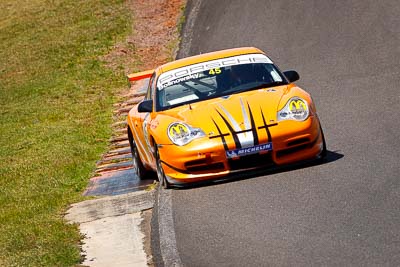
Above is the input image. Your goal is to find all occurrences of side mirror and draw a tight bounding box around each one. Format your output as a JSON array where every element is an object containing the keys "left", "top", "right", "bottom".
[
  {"left": 138, "top": 99, "right": 153, "bottom": 113},
  {"left": 283, "top": 70, "right": 300, "bottom": 83}
]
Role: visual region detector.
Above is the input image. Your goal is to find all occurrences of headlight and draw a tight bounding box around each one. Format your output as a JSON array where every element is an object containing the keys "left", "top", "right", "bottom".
[
  {"left": 167, "top": 122, "right": 205, "bottom": 146},
  {"left": 277, "top": 97, "right": 309, "bottom": 121}
]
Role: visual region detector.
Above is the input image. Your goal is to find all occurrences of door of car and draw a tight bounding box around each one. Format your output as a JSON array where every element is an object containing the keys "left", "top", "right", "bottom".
[{"left": 133, "top": 73, "right": 157, "bottom": 167}]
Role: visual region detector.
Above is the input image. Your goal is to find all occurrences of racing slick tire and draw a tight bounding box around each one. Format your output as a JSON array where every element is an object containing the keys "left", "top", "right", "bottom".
[
  {"left": 155, "top": 145, "right": 170, "bottom": 189},
  {"left": 318, "top": 125, "right": 327, "bottom": 162},
  {"left": 128, "top": 127, "right": 148, "bottom": 180}
]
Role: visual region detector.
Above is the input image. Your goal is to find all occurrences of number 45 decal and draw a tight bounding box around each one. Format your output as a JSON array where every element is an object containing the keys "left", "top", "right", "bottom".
[{"left": 208, "top": 68, "right": 221, "bottom": 75}]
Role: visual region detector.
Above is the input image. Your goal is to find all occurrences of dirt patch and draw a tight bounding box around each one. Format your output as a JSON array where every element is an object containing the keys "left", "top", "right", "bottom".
[{"left": 105, "top": 0, "right": 186, "bottom": 73}]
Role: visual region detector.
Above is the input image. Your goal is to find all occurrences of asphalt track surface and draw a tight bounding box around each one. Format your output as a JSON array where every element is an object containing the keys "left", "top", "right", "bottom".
[{"left": 167, "top": 0, "right": 400, "bottom": 266}]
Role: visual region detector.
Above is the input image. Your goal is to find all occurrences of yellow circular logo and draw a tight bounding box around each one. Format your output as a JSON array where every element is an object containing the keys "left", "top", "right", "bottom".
[
  {"left": 289, "top": 99, "right": 307, "bottom": 112},
  {"left": 168, "top": 123, "right": 189, "bottom": 138}
]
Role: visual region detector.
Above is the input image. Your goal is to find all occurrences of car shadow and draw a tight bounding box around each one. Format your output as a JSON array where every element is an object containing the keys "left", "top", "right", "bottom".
[{"left": 173, "top": 150, "right": 344, "bottom": 190}]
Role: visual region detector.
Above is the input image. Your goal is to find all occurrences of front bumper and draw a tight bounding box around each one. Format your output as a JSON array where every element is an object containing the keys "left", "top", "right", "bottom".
[{"left": 158, "top": 116, "right": 324, "bottom": 185}]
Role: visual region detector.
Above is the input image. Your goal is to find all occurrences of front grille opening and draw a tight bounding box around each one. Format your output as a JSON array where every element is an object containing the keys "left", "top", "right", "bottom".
[
  {"left": 185, "top": 158, "right": 207, "bottom": 166},
  {"left": 287, "top": 137, "right": 310, "bottom": 147},
  {"left": 276, "top": 143, "right": 309, "bottom": 158},
  {"left": 228, "top": 152, "right": 273, "bottom": 170},
  {"left": 185, "top": 160, "right": 225, "bottom": 173}
]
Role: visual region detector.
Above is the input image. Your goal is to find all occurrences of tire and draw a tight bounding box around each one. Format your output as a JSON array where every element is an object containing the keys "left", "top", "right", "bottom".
[
  {"left": 155, "top": 145, "right": 170, "bottom": 189},
  {"left": 318, "top": 125, "right": 327, "bottom": 162},
  {"left": 128, "top": 127, "right": 148, "bottom": 180}
]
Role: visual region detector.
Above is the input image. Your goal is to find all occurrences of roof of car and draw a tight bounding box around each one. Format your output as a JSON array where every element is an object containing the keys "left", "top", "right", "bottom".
[{"left": 158, "top": 47, "right": 265, "bottom": 73}]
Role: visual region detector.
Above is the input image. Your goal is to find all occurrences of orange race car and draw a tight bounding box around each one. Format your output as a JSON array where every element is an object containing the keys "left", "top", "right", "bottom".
[{"left": 127, "top": 47, "right": 326, "bottom": 188}]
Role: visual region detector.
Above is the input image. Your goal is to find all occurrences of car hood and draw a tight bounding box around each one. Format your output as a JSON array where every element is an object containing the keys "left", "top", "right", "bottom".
[{"left": 158, "top": 86, "right": 288, "bottom": 140}]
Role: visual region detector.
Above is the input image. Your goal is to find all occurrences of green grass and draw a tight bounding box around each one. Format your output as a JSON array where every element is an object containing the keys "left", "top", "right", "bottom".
[{"left": 0, "top": 0, "right": 134, "bottom": 265}]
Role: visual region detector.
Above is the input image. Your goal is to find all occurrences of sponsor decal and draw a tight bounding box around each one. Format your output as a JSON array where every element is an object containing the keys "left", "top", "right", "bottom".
[
  {"left": 157, "top": 53, "right": 273, "bottom": 89},
  {"left": 226, "top": 143, "right": 273, "bottom": 159},
  {"left": 142, "top": 113, "right": 152, "bottom": 150},
  {"left": 289, "top": 99, "right": 307, "bottom": 113},
  {"left": 158, "top": 73, "right": 200, "bottom": 90},
  {"left": 168, "top": 123, "right": 189, "bottom": 138},
  {"left": 150, "top": 120, "right": 159, "bottom": 129}
]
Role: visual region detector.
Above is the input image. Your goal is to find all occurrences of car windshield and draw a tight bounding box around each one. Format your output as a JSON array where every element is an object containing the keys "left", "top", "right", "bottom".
[{"left": 156, "top": 54, "right": 287, "bottom": 110}]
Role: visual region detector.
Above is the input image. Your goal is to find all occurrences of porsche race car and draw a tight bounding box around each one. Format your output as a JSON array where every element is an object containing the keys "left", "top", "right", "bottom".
[{"left": 127, "top": 47, "right": 326, "bottom": 188}]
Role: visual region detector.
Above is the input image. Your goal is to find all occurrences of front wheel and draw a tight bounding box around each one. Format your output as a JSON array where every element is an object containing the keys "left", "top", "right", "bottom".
[
  {"left": 318, "top": 125, "right": 327, "bottom": 162},
  {"left": 155, "top": 145, "right": 170, "bottom": 189}
]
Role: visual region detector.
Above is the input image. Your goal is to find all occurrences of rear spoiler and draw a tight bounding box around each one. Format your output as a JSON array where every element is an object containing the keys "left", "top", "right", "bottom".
[{"left": 127, "top": 69, "right": 154, "bottom": 87}]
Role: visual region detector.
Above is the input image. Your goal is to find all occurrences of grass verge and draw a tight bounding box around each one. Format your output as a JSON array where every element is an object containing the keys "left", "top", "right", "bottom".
[{"left": 0, "top": 0, "right": 134, "bottom": 265}]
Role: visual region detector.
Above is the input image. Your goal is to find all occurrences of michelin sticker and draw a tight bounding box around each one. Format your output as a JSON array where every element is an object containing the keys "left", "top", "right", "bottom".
[{"left": 226, "top": 143, "right": 273, "bottom": 159}]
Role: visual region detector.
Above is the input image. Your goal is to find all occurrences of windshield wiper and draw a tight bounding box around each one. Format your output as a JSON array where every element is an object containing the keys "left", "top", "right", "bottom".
[
  {"left": 225, "top": 81, "right": 287, "bottom": 95},
  {"left": 249, "top": 81, "right": 287, "bottom": 90}
]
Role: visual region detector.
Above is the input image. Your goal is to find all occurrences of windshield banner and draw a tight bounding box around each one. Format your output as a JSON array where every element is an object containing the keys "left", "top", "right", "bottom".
[{"left": 157, "top": 54, "right": 273, "bottom": 89}]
